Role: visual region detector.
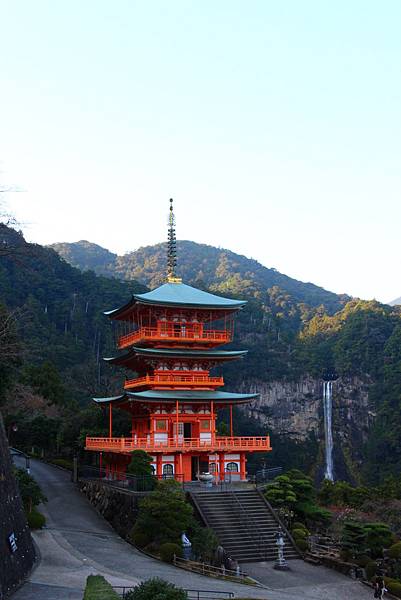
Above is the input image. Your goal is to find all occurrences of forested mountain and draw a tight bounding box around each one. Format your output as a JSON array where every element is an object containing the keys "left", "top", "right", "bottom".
[
  {"left": 50, "top": 240, "right": 117, "bottom": 276},
  {"left": 2, "top": 226, "right": 401, "bottom": 483},
  {"left": 50, "top": 240, "right": 349, "bottom": 313}
]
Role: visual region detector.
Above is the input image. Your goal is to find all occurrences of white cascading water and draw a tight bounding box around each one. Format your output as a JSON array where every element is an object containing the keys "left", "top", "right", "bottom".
[{"left": 323, "top": 381, "right": 334, "bottom": 481}]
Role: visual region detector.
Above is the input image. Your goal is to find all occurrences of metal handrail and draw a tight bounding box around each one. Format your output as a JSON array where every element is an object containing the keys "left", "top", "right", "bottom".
[
  {"left": 111, "top": 586, "right": 234, "bottom": 599},
  {"left": 173, "top": 555, "right": 247, "bottom": 582},
  {"left": 228, "top": 490, "right": 271, "bottom": 561}
]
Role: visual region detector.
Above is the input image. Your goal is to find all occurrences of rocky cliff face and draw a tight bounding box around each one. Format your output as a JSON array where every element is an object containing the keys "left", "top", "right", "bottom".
[{"left": 239, "top": 376, "right": 374, "bottom": 482}]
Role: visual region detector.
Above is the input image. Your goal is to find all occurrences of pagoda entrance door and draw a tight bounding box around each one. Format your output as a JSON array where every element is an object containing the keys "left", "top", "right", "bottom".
[
  {"left": 183, "top": 422, "right": 192, "bottom": 439},
  {"left": 191, "top": 456, "right": 209, "bottom": 480}
]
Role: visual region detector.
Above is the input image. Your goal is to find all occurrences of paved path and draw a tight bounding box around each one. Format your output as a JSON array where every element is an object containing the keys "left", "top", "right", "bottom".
[{"left": 12, "top": 458, "right": 374, "bottom": 600}]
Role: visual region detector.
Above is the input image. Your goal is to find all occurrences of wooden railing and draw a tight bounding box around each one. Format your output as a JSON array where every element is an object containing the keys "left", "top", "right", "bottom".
[
  {"left": 118, "top": 327, "right": 231, "bottom": 349},
  {"left": 85, "top": 435, "right": 271, "bottom": 453},
  {"left": 124, "top": 373, "right": 224, "bottom": 390}
]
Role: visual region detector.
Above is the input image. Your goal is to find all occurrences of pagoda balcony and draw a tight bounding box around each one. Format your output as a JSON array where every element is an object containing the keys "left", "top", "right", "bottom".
[
  {"left": 118, "top": 327, "right": 231, "bottom": 349},
  {"left": 124, "top": 373, "right": 224, "bottom": 390},
  {"left": 85, "top": 435, "right": 271, "bottom": 454}
]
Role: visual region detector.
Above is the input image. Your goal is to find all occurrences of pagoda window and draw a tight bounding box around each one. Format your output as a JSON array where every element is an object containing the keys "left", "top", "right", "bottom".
[
  {"left": 155, "top": 419, "right": 167, "bottom": 431},
  {"left": 209, "top": 462, "right": 217, "bottom": 473},
  {"left": 226, "top": 462, "right": 239, "bottom": 472},
  {"left": 200, "top": 419, "right": 210, "bottom": 431},
  {"left": 163, "top": 463, "right": 174, "bottom": 477}
]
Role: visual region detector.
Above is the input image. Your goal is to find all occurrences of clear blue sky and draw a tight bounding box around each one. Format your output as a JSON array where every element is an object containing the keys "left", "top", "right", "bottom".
[{"left": 1, "top": 1, "right": 400, "bottom": 302}]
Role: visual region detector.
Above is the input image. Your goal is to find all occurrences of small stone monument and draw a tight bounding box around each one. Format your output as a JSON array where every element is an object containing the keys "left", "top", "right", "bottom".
[{"left": 274, "top": 527, "right": 290, "bottom": 571}]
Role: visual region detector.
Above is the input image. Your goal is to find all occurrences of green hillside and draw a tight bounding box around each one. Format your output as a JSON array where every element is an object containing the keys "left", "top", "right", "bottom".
[
  {"left": 3, "top": 226, "right": 401, "bottom": 482},
  {"left": 50, "top": 239, "right": 349, "bottom": 313}
]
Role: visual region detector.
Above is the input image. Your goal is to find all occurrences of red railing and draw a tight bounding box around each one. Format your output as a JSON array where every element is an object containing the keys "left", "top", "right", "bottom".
[
  {"left": 85, "top": 435, "right": 272, "bottom": 453},
  {"left": 124, "top": 373, "right": 224, "bottom": 390},
  {"left": 118, "top": 327, "right": 231, "bottom": 349}
]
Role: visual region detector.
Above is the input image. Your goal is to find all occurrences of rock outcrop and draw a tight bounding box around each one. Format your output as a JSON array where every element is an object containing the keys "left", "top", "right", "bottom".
[{"left": 240, "top": 375, "right": 374, "bottom": 481}]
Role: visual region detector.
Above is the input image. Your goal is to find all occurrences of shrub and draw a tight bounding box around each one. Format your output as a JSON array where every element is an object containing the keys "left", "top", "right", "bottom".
[
  {"left": 295, "top": 539, "right": 308, "bottom": 552},
  {"left": 389, "top": 542, "right": 401, "bottom": 559},
  {"left": 354, "top": 554, "right": 371, "bottom": 567},
  {"left": 27, "top": 508, "right": 46, "bottom": 529},
  {"left": 292, "top": 521, "right": 308, "bottom": 532},
  {"left": 124, "top": 577, "right": 188, "bottom": 600},
  {"left": 365, "top": 561, "right": 378, "bottom": 581},
  {"left": 159, "top": 542, "right": 183, "bottom": 563},
  {"left": 191, "top": 528, "right": 218, "bottom": 563},
  {"left": 130, "top": 529, "right": 151, "bottom": 549},
  {"left": 83, "top": 575, "right": 120, "bottom": 599},
  {"left": 385, "top": 578, "right": 401, "bottom": 599},
  {"left": 292, "top": 528, "right": 307, "bottom": 539}
]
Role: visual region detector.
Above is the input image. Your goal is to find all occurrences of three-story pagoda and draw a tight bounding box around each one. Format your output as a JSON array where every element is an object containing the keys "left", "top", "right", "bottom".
[{"left": 85, "top": 200, "right": 271, "bottom": 482}]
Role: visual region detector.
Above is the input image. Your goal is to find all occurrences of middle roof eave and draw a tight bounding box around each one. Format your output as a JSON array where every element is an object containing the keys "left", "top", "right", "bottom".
[{"left": 104, "top": 347, "right": 248, "bottom": 365}]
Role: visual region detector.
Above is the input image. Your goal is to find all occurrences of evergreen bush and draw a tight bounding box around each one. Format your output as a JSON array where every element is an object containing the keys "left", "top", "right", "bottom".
[
  {"left": 130, "top": 529, "right": 151, "bottom": 549},
  {"left": 124, "top": 577, "right": 188, "bottom": 599},
  {"left": 389, "top": 542, "right": 401, "bottom": 559},
  {"left": 385, "top": 578, "right": 401, "bottom": 598},
  {"left": 291, "top": 528, "right": 307, "bottom": 539},
  {"left": 159, "top": 542, "right": 183, "bottom": 563}
]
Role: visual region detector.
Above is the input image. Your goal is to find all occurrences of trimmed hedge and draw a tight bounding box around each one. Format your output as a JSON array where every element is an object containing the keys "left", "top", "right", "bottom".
[
  {"left": 83, "top": 575, "right": 120, "bottom": 600},
  {"left": 27, "top": 508, "right": 46, "bottom": 529}
]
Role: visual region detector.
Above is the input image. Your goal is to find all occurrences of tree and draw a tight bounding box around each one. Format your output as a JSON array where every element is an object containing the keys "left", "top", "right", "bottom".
[
  {"left": 341, "top": 520, "right": 367, "bottom": 559},
  {"left": 127, "top": 450, "right": 154, "bottom": 477},
  {"left": 15, "top": 468, "right": 47, "bottom": 513},
  {"left": 134, "top": 479, "right": 194, "bottom": 545}
]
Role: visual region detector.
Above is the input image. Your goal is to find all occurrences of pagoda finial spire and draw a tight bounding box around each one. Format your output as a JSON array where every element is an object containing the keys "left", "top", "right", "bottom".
[{"left": 167, "top": 198, "right": 182, "bottom": 283}]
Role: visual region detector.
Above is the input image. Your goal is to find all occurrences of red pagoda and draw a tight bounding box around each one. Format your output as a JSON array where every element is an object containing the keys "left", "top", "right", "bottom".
[{"left": 85, "top": 200, "right": 271, "bottom": 482}]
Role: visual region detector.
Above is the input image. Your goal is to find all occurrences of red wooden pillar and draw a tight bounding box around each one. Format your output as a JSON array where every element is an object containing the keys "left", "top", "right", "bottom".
[
  {"left": 156, "top": 454, "right": 162, "bottom": 478},
  {"left": 211, "top": 400, "right": 215, "bottom": 443},
  {"left": 109, "top": 404, "right": 113, "bottom": 438},
  {"left": 240, "top": 453, "right": 246, "bottom": 481},
  {"left": 219, "top": 453, "right": 225, "bottom": 481}
]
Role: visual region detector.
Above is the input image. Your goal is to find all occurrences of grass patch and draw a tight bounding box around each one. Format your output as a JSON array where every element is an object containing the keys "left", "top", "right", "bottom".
[
  {"left": 27, "top": 507, "right": 46, "bottom": 529},
  {"left": 83, "top": 575, "right": 120, "bottom": 600}
]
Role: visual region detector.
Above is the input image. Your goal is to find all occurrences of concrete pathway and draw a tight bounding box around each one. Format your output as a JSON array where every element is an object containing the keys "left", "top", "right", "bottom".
[{"left": 11, "top": 458, "right": 374, "bottom": 600}]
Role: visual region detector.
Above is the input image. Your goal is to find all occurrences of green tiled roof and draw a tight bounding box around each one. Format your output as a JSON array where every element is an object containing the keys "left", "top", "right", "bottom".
[
  {"left": 105, "top": 282, "right": 246, "bottom": 317},
  {"left": 104, "top": 347, "right": 247, "bottom": 365},
  {"left": 93, "top": 390, "right": 258, "bottom": 405}
]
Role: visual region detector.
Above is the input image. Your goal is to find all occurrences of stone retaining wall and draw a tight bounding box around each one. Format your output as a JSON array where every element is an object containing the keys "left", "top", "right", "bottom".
[
  {"left": 0, "top": 414, "right": 35, "bottom": 599},
  {"left": 78, "top": 480, "right": 142, "bottom": 539}
]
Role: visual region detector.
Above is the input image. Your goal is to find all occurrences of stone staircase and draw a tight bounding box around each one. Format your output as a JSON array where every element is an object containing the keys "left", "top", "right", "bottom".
[{"left": 190, "top": 489, "right": 299, "bottom": 563}]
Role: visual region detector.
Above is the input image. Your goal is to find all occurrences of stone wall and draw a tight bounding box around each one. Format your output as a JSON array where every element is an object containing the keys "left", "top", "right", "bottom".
[
  {"left": 79, "top": 480, "right": 142, "bottom": 540},
  {"left": 0, "top": 414, "right": 35, "bottom": 599}
]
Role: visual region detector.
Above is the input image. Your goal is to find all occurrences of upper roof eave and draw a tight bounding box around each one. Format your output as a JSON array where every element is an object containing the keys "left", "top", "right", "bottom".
[
  {"left": 104, "top": 347, "right": 248, "bottom": 365},
  {"left": 104, "top": 282, "right": 246, "bottom": 319}
]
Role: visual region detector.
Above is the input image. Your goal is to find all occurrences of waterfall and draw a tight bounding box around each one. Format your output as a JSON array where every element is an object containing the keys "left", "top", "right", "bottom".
[{"left": 323, "top": 381, "right": 334, "bottom": 481}]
